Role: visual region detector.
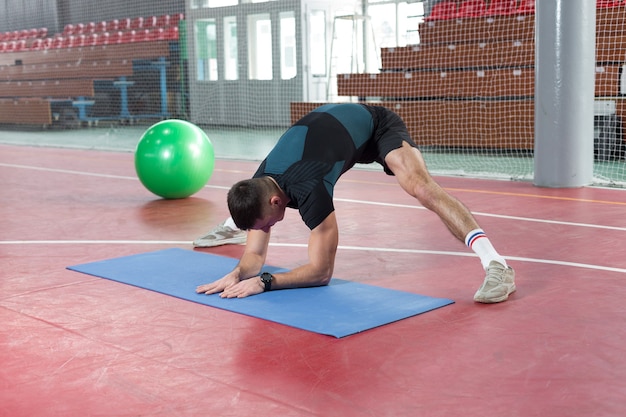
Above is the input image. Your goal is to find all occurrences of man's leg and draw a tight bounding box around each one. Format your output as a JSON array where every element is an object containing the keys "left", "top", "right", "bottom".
[{"left": 384, "top": 142, "right": 515, "bottom": 303}]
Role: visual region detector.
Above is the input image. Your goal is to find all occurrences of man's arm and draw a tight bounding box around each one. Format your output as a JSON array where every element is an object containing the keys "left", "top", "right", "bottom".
[
  {"left": 270, "top": 211, "right": 339, "bottom": 290},
  {"left": 195, "top": 228, "right": 271, "bottom": 295},
  {"left": 202, "top": 212, "right": 339, "bottom": 298}
]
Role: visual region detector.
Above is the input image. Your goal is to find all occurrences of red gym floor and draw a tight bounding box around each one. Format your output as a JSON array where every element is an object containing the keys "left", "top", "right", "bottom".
[{"left": 2, "top": 143, "right": 626, "bottom": 416}]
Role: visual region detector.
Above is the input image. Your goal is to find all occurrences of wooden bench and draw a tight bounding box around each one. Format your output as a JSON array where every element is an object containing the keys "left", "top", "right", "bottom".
[
  {"left": 0, "top": 79, "right": 96, "bottom": 98},
  {"left": 0, "top": 59, "right": 134, "bottom": 82},
  {"left": 0, "top": 98, "right": 53, "bottom": 125},
  {"left": 337, "top": 66, "right": 621, "bottom": 99},
  {"left": 418, "top": 14, "right": 535, "bottom": 45},
  {"left": 380, "top": 41, "right": 535, "bottom": 70},
  {"left": 0, "top": 41, "right": 171, "bottom": 67},
  {"left": 597, "top": 6, "right": 626, "bottom": 36},
  {"left": 381, "top": 34, "right": 626, "bottom": 70}
]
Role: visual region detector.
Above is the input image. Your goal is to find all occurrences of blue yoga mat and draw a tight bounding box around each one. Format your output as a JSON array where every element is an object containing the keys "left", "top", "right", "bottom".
[{"left": 67, "top": 248, "right": 454, "bottom": 338}]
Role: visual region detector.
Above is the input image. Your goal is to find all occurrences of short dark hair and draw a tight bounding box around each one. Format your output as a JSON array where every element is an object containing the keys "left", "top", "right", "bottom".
[{"left": 227, "top": 178, "right": 274, "bottom": 230}]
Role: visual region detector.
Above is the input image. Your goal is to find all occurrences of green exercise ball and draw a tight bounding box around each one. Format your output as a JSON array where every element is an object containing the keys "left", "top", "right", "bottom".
[{"left": 135, "top": 119, "right": 215, "bottom": 199}]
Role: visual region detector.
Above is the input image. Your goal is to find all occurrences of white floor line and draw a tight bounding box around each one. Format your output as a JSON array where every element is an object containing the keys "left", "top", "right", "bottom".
[
  {"left": 2, "top": 162, "right": 625, "bottom": 231},
  {"left": 2, "top": 240, "right": 625, "bottom": 274}
]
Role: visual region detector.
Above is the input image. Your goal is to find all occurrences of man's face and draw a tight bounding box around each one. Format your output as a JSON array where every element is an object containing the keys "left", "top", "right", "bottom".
[{"left": 251, "top": 207, "right": 285, "bottom": 233}]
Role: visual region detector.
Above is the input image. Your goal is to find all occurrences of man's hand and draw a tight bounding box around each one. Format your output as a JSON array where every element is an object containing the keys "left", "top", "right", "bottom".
[
  {"left": 196, "top": 270, "right": 265, "bottom": 298},
  {"left": 218, "top": 277, "right": 265, "bottom": 298},
  {"left": 196, "top": 269, "right": 240, "bottom": 295}
]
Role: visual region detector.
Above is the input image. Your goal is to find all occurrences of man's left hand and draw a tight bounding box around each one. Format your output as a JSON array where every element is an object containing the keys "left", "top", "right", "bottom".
[{"left": 219, "top": 276, "right": 265, "bottom": 298}]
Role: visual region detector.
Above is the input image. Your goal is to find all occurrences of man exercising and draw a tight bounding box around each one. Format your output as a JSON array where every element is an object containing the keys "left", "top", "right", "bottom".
[{"left": 195, "top": 103, "right": 515, "bottom": 303}]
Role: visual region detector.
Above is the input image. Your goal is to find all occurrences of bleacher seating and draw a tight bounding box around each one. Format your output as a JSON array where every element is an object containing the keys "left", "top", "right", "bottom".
[
  {"left": 0, "top": 13, "right": 183, "bottom": 126},
  {"left": 419, "top": 13, "right": 534, "bottom": 45},
  {"left": 291, "top": 1, "right": 626, "bottom": 150}
]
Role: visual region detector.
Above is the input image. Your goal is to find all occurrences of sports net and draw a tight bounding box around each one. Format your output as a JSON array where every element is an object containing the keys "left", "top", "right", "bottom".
[{"left": 0, "top": 0, "right": 625, "bottom": 187}]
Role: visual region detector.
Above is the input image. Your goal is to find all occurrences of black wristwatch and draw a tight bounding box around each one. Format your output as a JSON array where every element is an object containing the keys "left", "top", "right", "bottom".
[{"left": 260, "top": 272, "right": 274, "bottom": 292}]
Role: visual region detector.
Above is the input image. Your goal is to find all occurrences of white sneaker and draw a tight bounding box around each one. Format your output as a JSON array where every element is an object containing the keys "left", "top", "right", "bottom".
[
  {"left": 193, "top": 222, "right": 247, "bottom": 248},
  {"left": 474, "top": 261, "right": 516, "bottom": 303}
]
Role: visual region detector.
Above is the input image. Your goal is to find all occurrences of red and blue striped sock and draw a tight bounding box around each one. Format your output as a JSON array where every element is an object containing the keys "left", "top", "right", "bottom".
[{"left": 465, "top": 228, "right": 507, "bottom": 270}]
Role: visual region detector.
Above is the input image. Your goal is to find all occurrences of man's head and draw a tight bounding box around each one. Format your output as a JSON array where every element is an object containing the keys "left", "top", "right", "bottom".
[{"left": 227, "top": 177, "right": 286, "bottom": 232}]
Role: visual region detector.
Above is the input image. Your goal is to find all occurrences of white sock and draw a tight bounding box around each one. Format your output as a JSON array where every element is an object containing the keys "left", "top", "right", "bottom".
[
  {"left": 223, "top": 217, "right": 239, "bottom": 230},
  {"left": 465, "top": 229, "right": 507, "bottom": 270}
]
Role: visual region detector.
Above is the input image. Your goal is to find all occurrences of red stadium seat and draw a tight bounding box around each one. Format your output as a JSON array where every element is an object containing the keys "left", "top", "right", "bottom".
[
  {"left": 148, "top": 27, "right": 165, "bottom": 41},
  {"left": 156, "top": 14, "right": 171, "bottom": 27},
  {"left": 30, "top": 38, "right": 44, "bottom": 50},
  {"left": 134, "top": 29, "right": 150, "bottom": 42},
  {"left": 86, "top": 33, "right": 98, "bottom": 47},
  {"left": 98, "top": 32, "right": 110, "bottom": 45},
  {"left": 457, "top": 0, "right": 487, "bottom": 18},
  {"left": 164, "top": 25, "right": 179, "bottom": 40},
  {"left": 121, "top": 30, "right": 136, "bottom": 43},
  {"left": 487, "top": 0, "right": 518, "bottom": 16},
  {"left": 75, "top": 23, "right": 85, "bottom": 34},
  {"left": 42, "top": 37, "right": 53, "bottom": 49},
  {"left": 95, "top": 21, "right": 107, "bottom": 33},
  {"left": 425, "top": 1, "right": 457, "bottom": 21},
  {"left": 37, "top": 27, "right": 48, "bottom": 38},
  {"left": 144, "top": 16, "right": 158, "bottom": 28},
  {"left": 51, "top": 36, "right": 64, "bottom": 49},
  {"left": 106, "top": 19, "right": 119, "bottom": 32},
  {"left": 130, "top": 17, "right": 144, "bottom": 29},
  {"left": 86, "top": 22, "right": 97, "bottom": 33},
  {"left": 517, "top": 0, "right": 535, "bottom": 14},
  {"left": 63, "top": 24, "right": 74, "bottom": 36},
  {"left": 119, "top": 18, "right": 132, "bottom": 30},
  {"left": 77, "top": 34, "right": 87, "bottom": 47},
  {"left": 109, "top": 31, "right": 123, "bottom": 44},
  {"left": 597, "top": 0, "right": 625, "bottom": 7},
  {"left": 62, "top": 36, "right": 75, "bottom": 48},
  {"left": 14, "top": 39, "right": 26, "bottom": 51},
  {"left": 171, "top": 13, "right": 184, "bottom": 25}
]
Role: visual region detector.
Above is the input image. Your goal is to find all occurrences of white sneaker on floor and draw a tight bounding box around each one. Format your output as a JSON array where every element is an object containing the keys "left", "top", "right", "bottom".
[
  {"left": 193, "top": 222, "right": 247, "bottom": 247},
  {"left": 474, "top": 261, "right": 516, "bottom": 303}
]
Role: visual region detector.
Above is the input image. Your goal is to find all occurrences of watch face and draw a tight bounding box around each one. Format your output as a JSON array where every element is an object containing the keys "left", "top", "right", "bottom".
[{"left": 260, "top": 272, "right": 273, "bottom": 291}]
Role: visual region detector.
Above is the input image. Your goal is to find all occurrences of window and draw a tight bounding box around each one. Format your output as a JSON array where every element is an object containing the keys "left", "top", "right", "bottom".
[
  {"left": 248, "top": 13, "right": 273, "bottom": 80},
  {"left": 208, "top": 0, "right": 238, "bottom": 6},
  {"left": 310, "top": 10, "right": 326, "bottom": 76},
  {"left": 280, "top": 11, "right": 296, "bottom": 79},
  {"left": 223, "top": 16, "right": 238, "bottom": 80},
  {"left": 195, "top": 19, "right": 218, "bottom": 81},
  {"left": 368, "top": 1, "right": 424, "bottom": 47}
]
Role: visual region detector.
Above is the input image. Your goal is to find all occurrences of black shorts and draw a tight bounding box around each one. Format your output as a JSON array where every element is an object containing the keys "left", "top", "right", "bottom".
[{"left": 358, "top": 105, "right": 419, "bottom": 175}]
